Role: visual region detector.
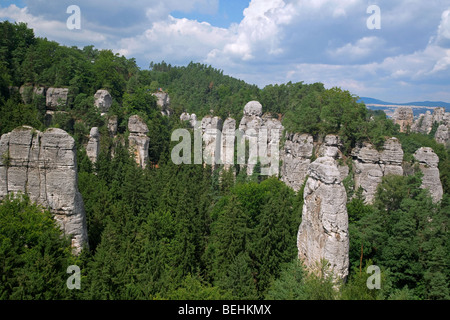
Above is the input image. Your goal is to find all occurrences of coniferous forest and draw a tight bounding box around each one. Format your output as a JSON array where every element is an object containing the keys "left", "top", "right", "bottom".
[{"left": 0, "top": 22, "right": 449, "bottom": 300}]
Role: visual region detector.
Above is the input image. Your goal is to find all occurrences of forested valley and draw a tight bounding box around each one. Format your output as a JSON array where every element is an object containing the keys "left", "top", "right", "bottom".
[{"left": 0, "top": 22, "right": 448, "bottom": 300}]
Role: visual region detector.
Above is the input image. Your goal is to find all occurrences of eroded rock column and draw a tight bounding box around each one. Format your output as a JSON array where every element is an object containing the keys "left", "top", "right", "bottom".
[
  {"left": 128, "top": 115, "right": 150, "bottom": 169},
  {"left": 297, "top": 157, "right": 349, "bottom": 282},
  {"left": 413, "top": 147, "right": 443, "bottom": 203},
  {"left": 0, "top": 126, "right": 88, "bottom": 254}
]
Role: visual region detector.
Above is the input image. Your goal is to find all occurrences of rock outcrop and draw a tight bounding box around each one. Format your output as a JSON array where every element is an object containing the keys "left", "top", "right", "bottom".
[
  {"left": 393, "top": 107, "right": 414, "bottom": 132},
  {"left": 221, "top": 118, "right": 236, "bottom": 170},
  {"left": 280, "top": 133, "right": 314, "bottom": 192},
  {"left": 259, "top": 114, "right": 283, "bottom": 176},
  {"left": 180, "top": 112, "right": 198, "bottom": 128},
  {"left": 94, "top": 89, "right": 112, "bottom": 114},
  {"left": 352, "top": 137, "right": 404, "bottom": 203},
  {"left": 297, "top": 157, "right": 349, "bottom": 282},
  {"left": 46, "top": 87, "right": 69, "bottom": 110},
  {"left": 238, "top": 102, "right": 283, "bottom": 176},
  {"left": 153, "top": 91, "right": 171, "bottom": 116},
  {"left": 435, "top": 124, "right": 449, "bottom": 146},
  {"left": 128, "top": 115, "right": 150, "bottom": 169},
  {"left": 238, "top": 102, "right": 263, "bottom": 175},
  {"left": 201, "top": 116, "right": 223, "bottom": 167},
  {"left": 19, "top": 85, "right": 46, "bottom": 104},
  {"left": 413, "top": 147, "right": 443, "bottom": 203},
  {"left": 107, "top": 115, "right": 118, "bottom": 137},
  {"left": 86, "top": 127, "right": 100, "bottom": 164},
  {"left": 410, "top": 107, "right": 450, "bottom": 145},
  {"left": 0, "top": 126, "right": 88, "bottom": 254}
]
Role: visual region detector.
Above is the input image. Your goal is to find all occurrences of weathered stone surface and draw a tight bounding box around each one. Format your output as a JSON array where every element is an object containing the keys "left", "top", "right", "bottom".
[
  {"left": 46, "top": 87, "right": 69, "bottom": 110},
  {"left": 413, "top": 147, "right": 443, "bottom": 203},
  {"left": 0, "top": 126, "right": 88, "bottom": 254},
  {"left": 432, "top": 107, "right": 446, "bottom": 124},
  {"left": 221, "top": 118, "right": 236, "bottom": 169},
  {"left": 86, "top": 127, "right": 100, "bottom": 164},
  {"left": 128, "top": 115, "right": 149, "bottom": 134},
  {"left": 393, "top": 107, "right": 414, "bottom": 132},
  {"left": 380, "top": 137, "right": 404, "bottom": 165},
  {"left": 297, "top": 157, "right": 349, "bottom": 282},
  {"left": 352, "top": 138, "right": 404, "bottom": 203},
  {"left": 243, "top": 101, "right": 263, "bottom": 117},
  {"left": 153, "top": 92, "right": 172, "bottom": 116},
  {"left": 202, "top": 116, "right": 223, "bottom": 167},
  {"left": 128, "top": 115, "right": 149, "bottom": 168},
  {"left": 412, "top": 111, "right": 433, "bottom": 134},
  {"left": 259, "top": 115, "right": 283, "bottom": 176},
  {"left": 281, "top": 133, "right": 313, "bottom": 192},
  {"left": 107, "top": 115, "right": 118, "bottom": 136},
  {"left": 180, "top": 112, "right": 197, "bottom": 128},
  {"left": 94, "top": 89, "right": 112, "bottom": 114},
  {"left": 239, "top": 103, "right": 263, "bottom": 175},
  {"left": 435, "top": 124, "right": 449, "bottom": 145}
]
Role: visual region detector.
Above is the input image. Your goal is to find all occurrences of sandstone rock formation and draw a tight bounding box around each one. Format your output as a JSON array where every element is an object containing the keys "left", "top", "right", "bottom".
[
  {"left": 239, "top": 101, "right": 263, "bottom": 175},
  {"left": 107, "top": 115, "right": 118, "bottom": 137},
  {"left": 413, "top": 147, "right": 443, "bottom": 203},
  {"left": 280, "top": 133, "right": 314, "bottom": 192},
  {"left": 435, "top": 124, "right": 449, "bottom": 146},
  {"left": 19, "top": 85, "right": 46, "bottom": 104},
  {"left": 411, "top": 107, "right": 450, "bottom": 145},
  {"left": 352, "top": 137, "right": 404, "bottom": 203},
  {"left": 46, "top": 87, "right": 69, "bottom": 110},
  {"left": 0, "top": 126, "right": 88, "bottom": 254},
  {"left": 86, "top": 127, "right": 100, "bottom": 164},
  {"left": 297, "top": 157, "right": 349, "bottom": 282},
  {"left": 201, "top": 115, "right": 223, "bottom": 167},
  {"left": 393, "top": 107, "right": 414, "bottom": 132},
  {"left": 94, "top": 89, "right": 112, "bottom": 114},
  {"left": 180, "top": 112, "right": 198, "bottom": 128},
  {"left": 259, "top": 114, "right": 283, "bottom": 176},
  {"left": 128, "top": 115, "right": 150, "bottom": 168},
  {"left": 153, "top": 91, "right": 172, "bottom": 116},
  {"left": 221, "top": 118, "right": 236, "bottom": 170}
]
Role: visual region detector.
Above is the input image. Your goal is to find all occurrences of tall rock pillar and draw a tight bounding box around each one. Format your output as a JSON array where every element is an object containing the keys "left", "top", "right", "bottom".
[{"left": 297, "top": 157, "right": 349, "bottom": 282}]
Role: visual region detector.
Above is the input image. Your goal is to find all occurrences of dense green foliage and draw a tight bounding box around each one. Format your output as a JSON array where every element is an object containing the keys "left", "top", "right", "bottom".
[
  {"left": 0, "top": 22, "right": 448, "bottom": 300},
  {"left": 0, "top": 194, "right": 76, "bottom": 299}
]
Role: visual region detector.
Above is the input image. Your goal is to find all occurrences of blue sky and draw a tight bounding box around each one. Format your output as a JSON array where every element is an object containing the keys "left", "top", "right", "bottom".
[{"left": 1, "top": 0, "right": 450, "bottom": 103}]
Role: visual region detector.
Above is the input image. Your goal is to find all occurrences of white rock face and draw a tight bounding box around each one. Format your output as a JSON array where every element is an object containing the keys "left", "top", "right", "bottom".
[
  {"left": 0, "top": 126, "right": 88, "bottom": 254},
  {"left": 393, "top": 107, "right": 414, "bottom": 133},
  {"left": 221, "top": 118, "right": 236, "bottom": 170},
  {"left": 180, "top": 112, "right": 197, "bottom": 128},
  {"left": 46, "top": 88, "right": 69, "bottom": 110},
  {"left": 352, "top": 138, "right": 404, "bottom": 204},
  {"left": 239, "top": 102, "right": 282, "bottom": 176},
  {"left": 128, "top": 115, "right": 150, "bottom": 168},
  {"left": 413, "top": 147, "right": 443, "bottom": 203},
  {"left": 297, "top": 157, "right": 349, "bottom": 282},
  {"left": 243, "top": 101, "right": 263, "bottom": 117},
  {"left": 259, "top": 115, "right": 283, "bottom": 176},
  {"left": 94, "top": 89, "right": 112, "bottom": 114},
  {"left": 153, "top": 92, "right": 171, "bottom": 116},
  {"left": 202, "top": 116, "right": 223, "bottom": 168},
  {"left": 435, "top": 124, "right": 449, "bottom": 146},
  {"left": 86, "top": 127, "right": 100, "bottom": 164},
  {"left": 281, "top": 133, "right": 314, "bottom": 192},
  {"left": 107, "top": 115, "right": 118, "bottom": 137}
]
